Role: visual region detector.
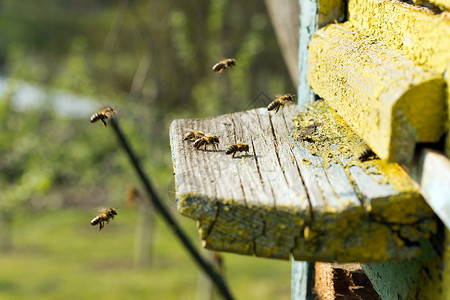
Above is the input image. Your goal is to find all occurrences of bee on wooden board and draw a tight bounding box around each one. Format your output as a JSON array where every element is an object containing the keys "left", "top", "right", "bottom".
[
  {"left": 297, "top": 122, "right": 324, "bottom": 142},
  {"left": 226, "top": 143, "right": 250, "bottom": 158},
  {"left": 267, "top": 94, "right": 294, "bottom": 113},
  {"left": 358, "top": 147, "right": 378, "bottom": 162},
  {"left": 90, "top": 107, "right": 117, "bottom": 127},
  {"left": 194, "top": 135, "right": 220, "bottom": 150},
  {"left": 91, "top": 208, "right": 117, "bottom": 231},
  {"left": 212, "top": 58, "right": 236, "bottom": 73},
  {"left": 184, "top": 130, "right": 205, "bottom": 141}
]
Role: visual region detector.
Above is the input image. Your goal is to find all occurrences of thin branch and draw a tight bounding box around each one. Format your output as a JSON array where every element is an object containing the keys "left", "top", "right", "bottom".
[{"left": 109, "top": 118, "right": 235, "bottom": 300}]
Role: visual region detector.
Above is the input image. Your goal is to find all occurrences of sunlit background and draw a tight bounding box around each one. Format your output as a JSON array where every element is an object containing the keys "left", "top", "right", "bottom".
[{"left": 0, "top": 0, "right": 294, "bottom": 299}]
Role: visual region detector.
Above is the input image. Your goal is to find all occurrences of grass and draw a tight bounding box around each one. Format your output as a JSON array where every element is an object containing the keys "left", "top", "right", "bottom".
[{"left": 0, "top": 208, "right": 290, "bottom": 299}]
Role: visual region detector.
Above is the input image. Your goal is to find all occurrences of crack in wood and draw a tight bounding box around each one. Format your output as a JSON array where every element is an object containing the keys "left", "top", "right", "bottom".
[
  {"left": 289, "top": 146, "right": 314, "bottom": 219},
  {"left": 204, "top": 201, "right": 220, "bottom": 240},
  {"left": 171, "top": 103, "right": 436, "bottom": 261}
]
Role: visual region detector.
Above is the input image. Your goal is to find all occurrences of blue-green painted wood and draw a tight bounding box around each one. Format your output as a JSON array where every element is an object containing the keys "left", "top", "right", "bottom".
[
  {"left": 292, "top": 0, "right": 319, "bottom": 297},
  {"left": 297, "top": 0, "right": 318, "bottom": 105}
]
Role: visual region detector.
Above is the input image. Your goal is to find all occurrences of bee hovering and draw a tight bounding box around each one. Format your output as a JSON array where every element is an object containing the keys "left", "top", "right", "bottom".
[
  {"left": 90, "top": 107, "right": 117, "bottom": 127},
  {"left": 226, "top": 143, "right": 250, "bottom": 158},
  {"left": 212, "top": 58, "right": 236, "bottom": 73},
  {"left": 183, "top": 130, "right": 205, "bottom": 141},
  {"left": 267, "top": 94, "right": 294, "bottom": 114},
  {"left": 193, "top": 135, "right": 220, "bottom": 150},
  {"left": 90, "top": 208, "right": 118, "bottom": 231}
]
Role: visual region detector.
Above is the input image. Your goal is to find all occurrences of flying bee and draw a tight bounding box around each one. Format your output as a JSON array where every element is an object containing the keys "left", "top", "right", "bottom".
[
  {"left": 90, "top": 208, "right": 117, "bottom": 231},
  {"left": 194, "top": 135, "right": 220, "bottom": 150},
  {"left": 125, "top": 185, "right": 140, "bottom": 207},
  {"left": 184, "top": 130, "right": 205, "bottom": 141},
  {"left": 358, "top": 147, "right": 378, "bottom": 162},
  {"left": 212, "top": 58, "right": 236, "bottom": 73},
  {"left": 90, "top": 107, "right": 117, "bottom": 127},
  {"left": 226, "top": 143, "right": 250, "bottom": 158},
  {"left": 267, "top": 94, "right": 295, "bottom": 113}
]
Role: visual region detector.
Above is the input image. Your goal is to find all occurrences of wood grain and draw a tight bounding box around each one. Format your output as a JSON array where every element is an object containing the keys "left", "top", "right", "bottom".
[{"left": 170, "top": 101, "right": 436, "bottom": 262}]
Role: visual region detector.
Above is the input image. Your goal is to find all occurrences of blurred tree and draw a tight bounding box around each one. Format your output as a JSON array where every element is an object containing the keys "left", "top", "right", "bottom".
[{"left": 0, "top": 0, "right": 293, "bottom": 251}]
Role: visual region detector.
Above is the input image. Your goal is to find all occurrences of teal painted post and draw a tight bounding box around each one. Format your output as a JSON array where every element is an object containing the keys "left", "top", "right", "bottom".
[
  {"left": 291, "top": 0, "right": 319, "bottom": 299},
  {"left": 297, "top": 0, "right": 318, "bottom": 105}
]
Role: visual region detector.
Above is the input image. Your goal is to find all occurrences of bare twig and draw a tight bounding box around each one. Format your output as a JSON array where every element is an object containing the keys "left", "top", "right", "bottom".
[{"left": 109, "top": 118, "right": 234, "bottom": 300}]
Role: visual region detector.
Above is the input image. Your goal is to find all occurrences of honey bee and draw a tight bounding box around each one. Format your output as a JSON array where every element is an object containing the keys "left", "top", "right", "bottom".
[
  {"left": 184, "top": 130, "right": 205, "bottom": 141},
  {"left": 226, "top": 143, "right": 250, "bottom": 158},
  {"left": 267, "top": 94, "right": 294, "bottom": 113},
  {"left": 125, "top": 185, "right": 140, "bottom": 207},
  {"left": 90, "top": 208, "right": 117, "bottom": 231},
  {"left": 212, "top": 58, "right": 236, "bottom": 73},
  {"left": 90, "top": 107, "right": 117, "bottom": 127},
  {"left": 297, "top": 122, "right": 324, "bottom": 142},
  {"left": 194, "top": 135, "right": 220, "bottom": 150},
  {"left": 358, "top": 147, "right": 378, "bottom": 162}
]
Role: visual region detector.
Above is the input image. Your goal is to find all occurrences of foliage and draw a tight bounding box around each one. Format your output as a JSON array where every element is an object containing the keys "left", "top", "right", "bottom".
[
  {"left": 0, "top": 0, "right": 294, "bottom": 296},
  {"left": 0, "top": 208, "right": 290, "bottom": 299},
  {"left": 0, "top": 0, "right": 292, "bottom": 211}
]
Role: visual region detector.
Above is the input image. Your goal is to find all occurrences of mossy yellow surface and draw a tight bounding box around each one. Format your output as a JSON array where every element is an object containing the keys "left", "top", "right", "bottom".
[
  {"left": 307, "top": 22, "right": 446, "bottom": 164},
  {"left": 292, "top": 100, "right": 436, "bottom": 226},
  {"left": 445, "top": 62, "right": 450, "bottom": 158},
  {"left": 348, "top": 0, "right": 450, "bottom": 74}
]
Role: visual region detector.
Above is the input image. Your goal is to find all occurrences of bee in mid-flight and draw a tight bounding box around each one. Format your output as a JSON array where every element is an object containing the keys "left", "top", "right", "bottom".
[
  {"left": 90, "top": 208, "right": 117, "bottom": 231},
  {"left": 212, "top": 58, "right": 236, "bottom": 73},
  {"left": 90, "top": 107, "right": 117, "bottom": 127},
  {"left": 267, "top": 94, "right": 294, "bottom": 113},
  {"left": 194, "top": 135, "right": 220, "bottom": 150},
  {"left": 226, "top": 143, "right": 250, "bottom": 158},
  {"left": 184, "top": 130, "right": 205, "bottom": 141}
]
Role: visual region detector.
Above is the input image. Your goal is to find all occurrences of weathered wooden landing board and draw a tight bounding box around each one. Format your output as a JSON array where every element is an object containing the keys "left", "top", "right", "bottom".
[{"left": 170, "top": 101, "right": 436, "bottom": 262}]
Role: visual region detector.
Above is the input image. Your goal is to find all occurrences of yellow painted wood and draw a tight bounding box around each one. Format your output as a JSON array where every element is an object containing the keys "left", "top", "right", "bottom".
[
  {"left": 307, "top": 23, "right": 446, "bottom": 164},
  {"left": 429, "top": 0, "right": 450, "bottom": 9},
  {"left": 445, "top": 62, "right": 450, "bottom": 158},
  {"left": 430, "top": 0, "right": 450, "bottom": 9},
  {"left": 348, "top": 0, "right": 450, "bottom": 74},
  {"left": 170, "top": 101, "right": 436, "bottom": 262}
]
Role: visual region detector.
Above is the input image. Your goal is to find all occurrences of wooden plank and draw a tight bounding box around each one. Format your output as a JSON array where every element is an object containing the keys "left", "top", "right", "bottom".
[
  {"left": 361, "top": 148, "right": 450, "bottom": 299},
  {"left": 418, "top": 149, "right": 450, "bottom": 229},
  {"left": 264, "top": 0, "right": 299, "bottom": 86},
  {"left": 348, "top": 0, "right": 450, "bottom": 74},
  {"left": 170, "top": 100, "right": 436, "bottom": 262},
  {"left": 298, "top": 0, "right": 344, "bottom": 106},
  {"left": 445, "top": 61, "right": 450, "bottom": 158},
  {"left": 307, "top": 22, "right": 446, "bottom": 164},
  {"left": 314, "top": 262, "right": 381, "bottom": 299},
  {"left": 293, "top": 0, "right": 344, "bottom": 294},
  {"left": 362, "top": 228, "right": 448, "bottom": 300},
  {"left": 298, "top": 0, "right": 319, "bottom": 105},
  {"left": 291, "top": 260, "right": 314, "bottom": 300},
  {"left": 430, "top": 0, "right": 450, "bottom": 9}
]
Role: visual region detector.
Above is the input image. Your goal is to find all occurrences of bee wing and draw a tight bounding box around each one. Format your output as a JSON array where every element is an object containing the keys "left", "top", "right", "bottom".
[{"left": 104, "top": 108, "right": 117, "bottom": 118}]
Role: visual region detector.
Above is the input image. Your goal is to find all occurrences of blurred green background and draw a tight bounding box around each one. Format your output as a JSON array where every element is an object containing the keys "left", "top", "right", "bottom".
[{"left": 0, "top": 0, "right": 294, "bottom": 299}]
